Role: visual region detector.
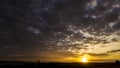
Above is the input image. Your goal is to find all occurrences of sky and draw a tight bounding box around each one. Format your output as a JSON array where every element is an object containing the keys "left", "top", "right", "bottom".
[{"left": 0, "top": 0, "right": 120, "bottom": 62}]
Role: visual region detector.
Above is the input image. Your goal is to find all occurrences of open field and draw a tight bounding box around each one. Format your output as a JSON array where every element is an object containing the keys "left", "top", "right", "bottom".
[{"left": 0, "top": 61, "right": 120, "bottom": 68}]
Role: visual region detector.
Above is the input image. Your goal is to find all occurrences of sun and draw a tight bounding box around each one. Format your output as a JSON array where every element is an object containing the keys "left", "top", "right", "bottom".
[{"left": 81, "top": 58, "right": 88, "bottom": 63}]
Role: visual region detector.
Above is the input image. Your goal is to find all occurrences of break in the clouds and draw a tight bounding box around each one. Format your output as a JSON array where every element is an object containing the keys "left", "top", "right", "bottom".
[{"left": 0, "top": 0, "right": 120, "bottom": 61}]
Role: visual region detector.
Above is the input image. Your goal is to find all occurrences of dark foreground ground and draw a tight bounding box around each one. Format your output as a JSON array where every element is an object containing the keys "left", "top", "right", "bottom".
[{"left": 0, "top": 61, "right": 120, "bottom": 68}]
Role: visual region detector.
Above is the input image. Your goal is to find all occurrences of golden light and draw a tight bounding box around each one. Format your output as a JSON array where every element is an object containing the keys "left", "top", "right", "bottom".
[
  {"left": 81, "top": 57, "right": 88, "bottom": 63},
  {"left": 78, "top": 54, "right": 91, "bottom": 63}
]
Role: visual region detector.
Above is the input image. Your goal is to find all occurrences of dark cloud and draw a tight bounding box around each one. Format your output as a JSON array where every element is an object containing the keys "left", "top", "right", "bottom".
[
  {"left": 87, "top": 49, "right": 120, "bottom": 57},
  {"left": 87, "top": 53, "right": 109, "bottom": 56},
  {"left": 0, "top": 0, "right": 120, "bottom": 60},
  {"left": 108, "top": 49, "right": 120, "bottom": 53}
]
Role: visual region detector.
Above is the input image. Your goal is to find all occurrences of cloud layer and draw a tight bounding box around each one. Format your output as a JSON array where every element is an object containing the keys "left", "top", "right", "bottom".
[{"left": 0, "top": 0, "right": 120, "bottom": 61}]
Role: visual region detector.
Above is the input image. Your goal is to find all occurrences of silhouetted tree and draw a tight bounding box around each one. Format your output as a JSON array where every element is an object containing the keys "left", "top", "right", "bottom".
[
  {"left": 37, "top": 60, "right": 40, "bottom": 64},
  {"left": 115, "top": 60, "right": 120, "bottom": 64}
]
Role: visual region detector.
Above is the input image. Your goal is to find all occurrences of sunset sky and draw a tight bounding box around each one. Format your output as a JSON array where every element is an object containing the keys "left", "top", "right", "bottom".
[{"left": 0, "top": 0, "right": 120, "bottom": 62}]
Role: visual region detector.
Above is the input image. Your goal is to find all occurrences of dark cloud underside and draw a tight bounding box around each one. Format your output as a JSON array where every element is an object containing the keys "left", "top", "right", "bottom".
[{"left": 0, "top": 0, "right": 120, "bottom": 61}]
